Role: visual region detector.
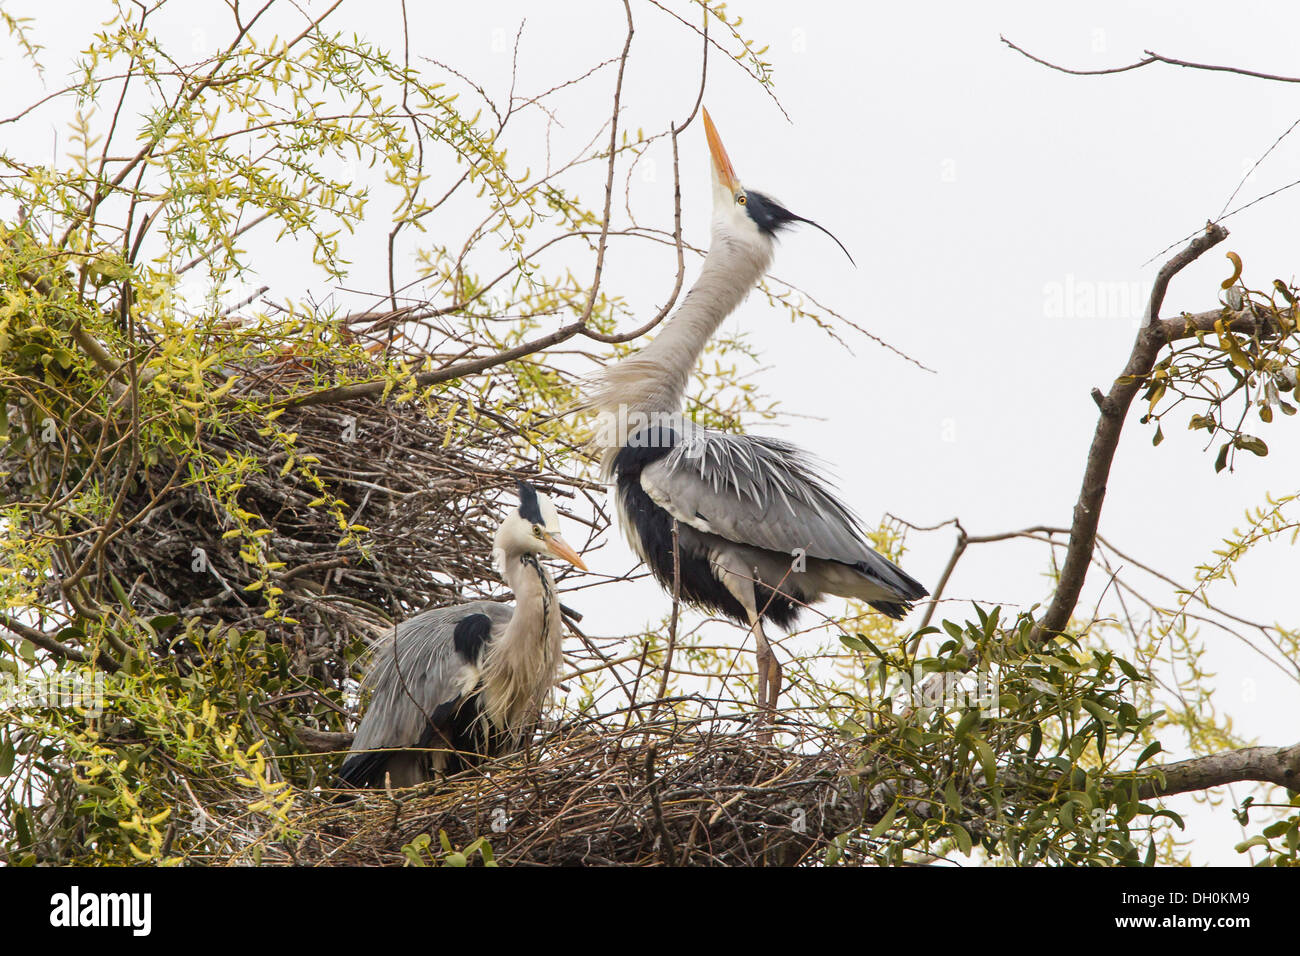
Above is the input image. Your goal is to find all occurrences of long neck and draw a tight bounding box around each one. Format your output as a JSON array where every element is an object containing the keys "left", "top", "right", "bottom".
[
  {"left": 482, "top": 552, "right": 563, "bottom": 736},
  {"left": 590, "top": 234, "right": 771, "bottom": 420}
]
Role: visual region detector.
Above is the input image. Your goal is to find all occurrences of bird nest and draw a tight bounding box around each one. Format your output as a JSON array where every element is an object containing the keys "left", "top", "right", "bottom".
[
  {"left": 6, "top": 324, "right": 885, "bottom": 866},
  {"left": 2, "top": 337, "right": 599, "bottom": 696},
  {"left": 289, "top": 716, "right": 872, "bottom": 867}
]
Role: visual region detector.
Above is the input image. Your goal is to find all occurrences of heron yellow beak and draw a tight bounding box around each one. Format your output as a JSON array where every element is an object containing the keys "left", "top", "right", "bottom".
[
  {"left": 545, "top": 534, "right": 587, "bottom": 571},
  {"left": 702, "top": 108, "right": 739, "bottom": 193}
]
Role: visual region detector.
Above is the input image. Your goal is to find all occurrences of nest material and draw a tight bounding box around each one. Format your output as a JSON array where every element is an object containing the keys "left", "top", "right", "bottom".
[
  {"left": 3, "top": 346, "right": 596, "bottom": 691},
  {"left": 294, "top": 719, "right": 870, "bottom": 867},
  {"left": 124, "top": 393, "right": 518, "bottom": 649}
]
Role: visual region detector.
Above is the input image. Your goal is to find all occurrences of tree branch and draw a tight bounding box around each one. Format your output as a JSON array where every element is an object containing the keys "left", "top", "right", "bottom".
[
  {"left": 1160, "top": 303, "right": 1292, "bottom": 342},
  {"left": 1136, "top": 741, "right": 1300, "bottom": 799},
  {"left": 273, "top": 319, "right": 591, "bottom": 409},
  {"left": 1002, "top": 35, "right": 1300, "bottom": 84},
  {"left": 866, "top": 739, "right": 1300, "bottom": 831},
  {"left": 293, "top": 725, "right": 355, "bottom": 754},
  {"left": 1036, "top": 223, "right": 1228, "bottom": 640},
  {"left": 0, "top": 613, "right": 119, "bottom": 671}
]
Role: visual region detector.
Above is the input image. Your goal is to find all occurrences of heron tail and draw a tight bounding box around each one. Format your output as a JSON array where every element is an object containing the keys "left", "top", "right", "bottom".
[
  {"left": 334, "top": 750, "right": 384, "bottom": 792},
  {"left": 853, "top": 549, "right": 928, "bottom": 620},
  {"left": 867, "top": 599, "right": 913, "bottom": 621}
]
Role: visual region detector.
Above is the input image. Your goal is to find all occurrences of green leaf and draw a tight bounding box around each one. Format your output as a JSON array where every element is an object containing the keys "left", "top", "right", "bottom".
[
  {"left": 824, "top": 838, "right": 843, "bottom": 867},
  {"left": 1059, "top": 801, "right": 1076, "bottom": 828},
  {"left": 950, "top": 823, "right": 972, "bottom": 856},
  {"left": 971, "top": 736, "right": 998, "bottom": 787},
  {"left": 1027, "top": 724, "right": 1042, "bottom": 760},
  {"left": 1081, "top": 699, "right": 1111, "bottom": 725},
  {"left": 869, "top": 801, "right": 898, "bottom": 839},
  {"left": 1152, "top": 808, "right": 1185, "bottom": 829},
  {"left": 14, "top": 806, "right": 31, "bottom": 842},
  {"left": 846, "top": 632, "right": 887, "bottom": 661},
  {"left": 1136, "top": 741, "right": 1162, "bottom": 768},
  {"left": 944, "top": 777, "right": 963, "bottom": 813}
]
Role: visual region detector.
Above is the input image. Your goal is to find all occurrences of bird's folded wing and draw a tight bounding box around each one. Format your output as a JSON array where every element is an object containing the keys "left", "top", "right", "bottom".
[
  {"left": 349, "top": 603, "right": 506, "bottom": 754},
  {"left": 638, "top": 429, "right": 876, "bottom": 567}
]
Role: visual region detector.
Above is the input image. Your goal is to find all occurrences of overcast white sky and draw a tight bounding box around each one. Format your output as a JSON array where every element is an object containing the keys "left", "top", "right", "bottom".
[{"left": 4, "top": 0, "right": 1297, "bottom": 864}]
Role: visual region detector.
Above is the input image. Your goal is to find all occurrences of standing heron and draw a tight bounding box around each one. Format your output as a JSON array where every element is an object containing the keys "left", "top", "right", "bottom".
[
  {"left": 588, "top": 109, "right": 927, "bottom": 722},
  {"left": 336, "top": 482, "right": 586, "bottom": 789}
]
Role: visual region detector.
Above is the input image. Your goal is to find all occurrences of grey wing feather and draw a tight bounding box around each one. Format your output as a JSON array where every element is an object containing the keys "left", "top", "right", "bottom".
[
  {"left": 348, "top": 601, "right": 512, "bottom": 756},
  {"left": 642, "top": 429, "right": 921, "bottom": 595}
]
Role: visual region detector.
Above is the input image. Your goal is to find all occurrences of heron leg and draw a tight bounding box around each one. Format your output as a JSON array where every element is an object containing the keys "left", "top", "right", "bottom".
[
  {"left": 767, "top": 635, "right": 783, "bottom": 712},
  {"left": 752, "top": 615, "right": 783, "bottom": 713},
  {"left": 713, "top": 551, "right": 780, "bottom": 740},
  {"left": 748, "top": 610, "right": 771, "bottom": 716},
  {"left": 748, "top": 611, "right": 784, "bottom": 741}
]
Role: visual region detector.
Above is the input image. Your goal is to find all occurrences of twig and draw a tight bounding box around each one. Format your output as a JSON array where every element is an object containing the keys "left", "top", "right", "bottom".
[
  {"left": 1002, "top": 35, "right": 1300, "bottom": 84},
  {"left": 1035, "top": 223, "right": 1228, "bottom": 641}
]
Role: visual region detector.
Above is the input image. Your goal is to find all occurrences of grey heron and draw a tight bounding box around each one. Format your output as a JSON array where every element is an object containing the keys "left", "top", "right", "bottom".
[
  {"left": 336, "top": 481, "right": 586, "bottom": 789},
  {"left": 588, "top": 109, "right": 927, "bottom": 722}
]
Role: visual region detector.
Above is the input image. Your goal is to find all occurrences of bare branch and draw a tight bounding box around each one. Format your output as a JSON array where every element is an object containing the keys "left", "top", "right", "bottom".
[
  {"left": 1036, "top": 223, "right": 1228, "bottom": 640},
  {"left": 1003, "top": 35, "right": 1300, "bottom": 84},
  {"left": 1137, "top": 741, "right": 1300, "bottom": 799}
]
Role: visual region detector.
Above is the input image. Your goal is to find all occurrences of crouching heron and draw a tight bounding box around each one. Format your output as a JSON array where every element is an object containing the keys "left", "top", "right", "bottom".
[
  {"left": 336, "top": 482, "right": 586, "bottom": 789},
  {"left": 587, "top": 109, "right": 927, "bottom": 724}
]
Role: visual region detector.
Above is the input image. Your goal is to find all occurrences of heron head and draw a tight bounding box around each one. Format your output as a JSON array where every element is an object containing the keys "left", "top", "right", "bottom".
[
  {"left": 494, "top": 481, "right": 587, "bottom": 570},
  {"left": 703, "top": 107, "right": 854, "bottom": 265}
]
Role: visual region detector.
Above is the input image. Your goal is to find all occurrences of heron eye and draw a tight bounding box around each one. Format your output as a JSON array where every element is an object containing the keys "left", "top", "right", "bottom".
[
  {"left": 736, "top": 193, "right": 747, "bottom": 206},
  {"left": 533, "top": 526, "right": 544, "bottom": 538}
]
